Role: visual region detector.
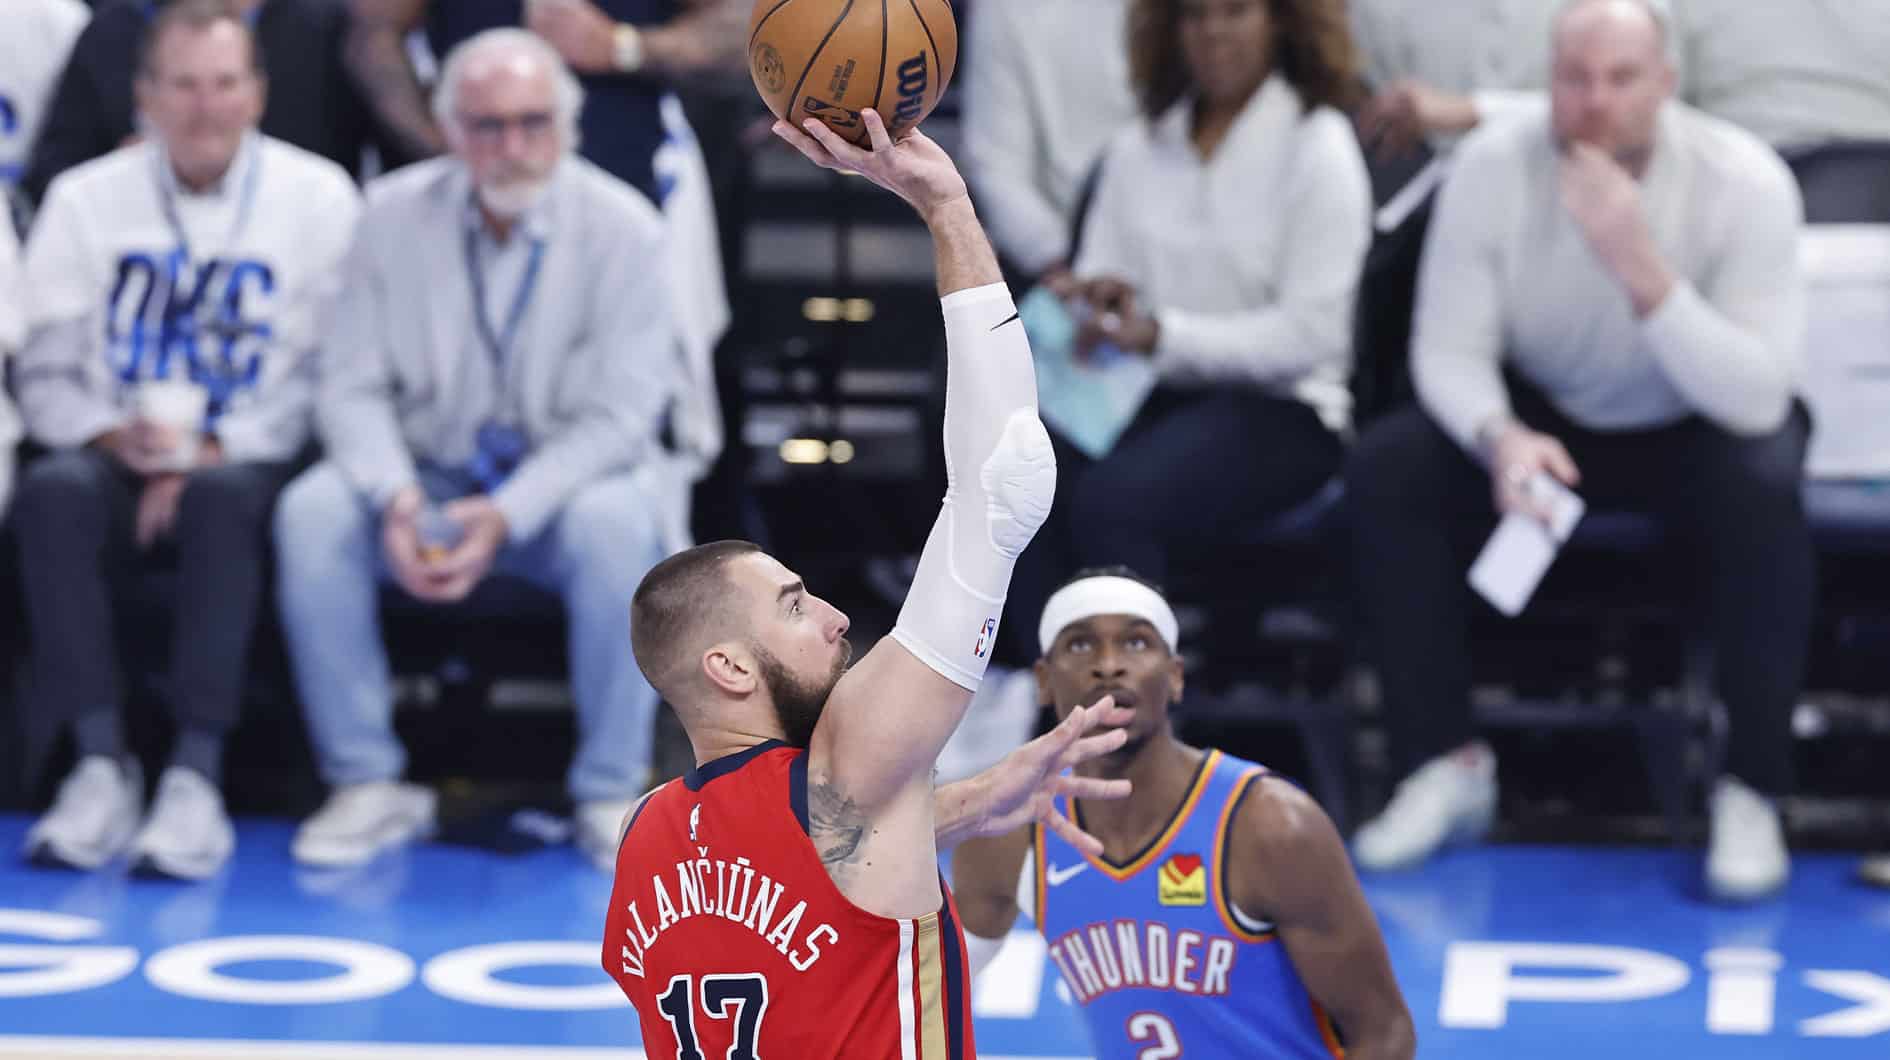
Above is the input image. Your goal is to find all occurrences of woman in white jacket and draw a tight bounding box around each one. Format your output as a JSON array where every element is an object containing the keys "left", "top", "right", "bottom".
[{"left": 1000, "top": 0, "right": 1372, "bottom": 662}]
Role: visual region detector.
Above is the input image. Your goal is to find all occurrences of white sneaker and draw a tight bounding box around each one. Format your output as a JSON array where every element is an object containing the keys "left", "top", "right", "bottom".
[
  {"left": 1353, "top": 744, "right": 1497, "bottom": 871},
  {"left": 291, "top": 781, "right": 436, "bottom": 868},
  {"left": 1861, "top": 854, "right": 1890, "bottom": 890},
  {"left": 130, "top": 767, "right": 235, "bottom": 880},
  {"left": 24, "top": 756, "right": 144, "bottom": 870},
  {"left": 1706, "top": 777, "right": 1789, "bottom": 902},
  {"left": 576, "top": 799, "right": 636, "bottom": 873}
]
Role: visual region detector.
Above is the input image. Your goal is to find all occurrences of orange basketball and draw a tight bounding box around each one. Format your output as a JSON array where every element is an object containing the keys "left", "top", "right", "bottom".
[{"left": 747, "top": 0, "right": 959, "bottom": 146}]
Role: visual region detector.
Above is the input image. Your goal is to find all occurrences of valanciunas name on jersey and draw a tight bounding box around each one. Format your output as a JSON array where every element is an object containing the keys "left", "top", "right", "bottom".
[{"left": 615, "top": 853, "right": 840, "bottom": 980}]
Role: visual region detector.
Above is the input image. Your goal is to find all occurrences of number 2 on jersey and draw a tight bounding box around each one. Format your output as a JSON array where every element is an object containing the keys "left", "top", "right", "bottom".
[
  {"left": 656, "top": 973, "right": 770, "bottom": 1060},
  {"left": 1127, "top": 1011, "right": 1181, "bottom": 1060}
]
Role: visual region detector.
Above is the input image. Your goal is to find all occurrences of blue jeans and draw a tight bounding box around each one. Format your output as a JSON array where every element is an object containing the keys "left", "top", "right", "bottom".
[{"left": 273, "top": 461, "right": 672, "bottom": 802}]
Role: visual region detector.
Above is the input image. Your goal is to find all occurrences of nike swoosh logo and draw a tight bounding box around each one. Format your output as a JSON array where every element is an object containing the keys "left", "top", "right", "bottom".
[
  {"left": 1046, "top": 862, "right": 1088, "bottom": 886},
  {"left": 989, "top": 311, "right": 1020, "bottom": 331}
]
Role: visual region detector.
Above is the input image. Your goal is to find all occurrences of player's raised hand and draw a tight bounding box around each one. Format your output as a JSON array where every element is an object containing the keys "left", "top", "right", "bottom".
[
  {"left": 960, "top": 695, "right": 1135, "bottom": 856},
  {"left": 772, "top": 108, "right": 968, "bottom": 220}
]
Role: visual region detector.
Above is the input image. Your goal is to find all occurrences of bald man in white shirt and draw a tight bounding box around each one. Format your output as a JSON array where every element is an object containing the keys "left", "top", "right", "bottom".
[{"left": 1346, "top": 0, "right": 1810, "bottom": 903}]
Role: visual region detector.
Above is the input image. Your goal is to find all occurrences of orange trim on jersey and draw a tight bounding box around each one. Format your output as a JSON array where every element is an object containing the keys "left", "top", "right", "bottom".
[
  {"left": 1211, "top": 766, "right": 1277, "bottom": 944},
  {"left": 1031, "top": 823, "right": 1048, "bottom": 929},
  {"left": 1312, "top": 999, "right": 1347, "bottom": 1058},
  {"left": 1078, "top": 750, "right": 1222, "bottom": 882}
]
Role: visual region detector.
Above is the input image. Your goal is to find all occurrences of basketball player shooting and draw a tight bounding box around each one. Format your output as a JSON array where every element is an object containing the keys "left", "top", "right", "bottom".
[
  {"left": 602, "top": 108, "right": 1119, "bottom": 1058},
  {"left": 953, "top": 569, "right": 1417, "bottom": 1059}
]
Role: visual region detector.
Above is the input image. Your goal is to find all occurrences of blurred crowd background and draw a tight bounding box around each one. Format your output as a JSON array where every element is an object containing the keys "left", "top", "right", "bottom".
[{"left": 0, "top": 0, "right": 1888, "bottom": 897}]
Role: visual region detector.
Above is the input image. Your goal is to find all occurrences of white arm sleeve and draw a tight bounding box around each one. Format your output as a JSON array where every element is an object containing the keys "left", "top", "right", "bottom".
[{"left": 889, "top": 283, "right": 1055, "bottom": 691}]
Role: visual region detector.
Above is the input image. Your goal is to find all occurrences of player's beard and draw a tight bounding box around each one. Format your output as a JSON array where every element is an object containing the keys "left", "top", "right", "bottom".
[{"left": 753, "top": 640, "right": 851, "bottom": 749}]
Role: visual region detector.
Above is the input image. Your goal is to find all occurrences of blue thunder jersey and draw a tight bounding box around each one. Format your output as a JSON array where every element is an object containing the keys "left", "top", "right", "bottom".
[{"left": 1030, "top": 749, "right": 1344, "bottom": 1059}]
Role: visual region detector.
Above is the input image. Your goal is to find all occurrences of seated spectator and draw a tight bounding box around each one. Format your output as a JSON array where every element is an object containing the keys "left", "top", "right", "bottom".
[
  {"left": 960, "top": 0, "right": 1140, "bottom": 289},
  {"left": 1346, "top": 0, "right": 1810, "bottom": 902},
  {"left": 1671, "top": 0, "right": 1890, "bottom": 150},
  {"left": 21, "top": 0, "right": 394, "bottom": 208},
  {"left": 0, "top": 217, "right": 22, "bottom": 514},
  {"left": 999, "top": 0, "right": 1370, "bottom": 665},
  {"left": 274, "top": 28, "right": 681, "bottom": 873},
  {"left": 347, "top": 0, "right": 734, "bottom": 506},
  {"left": 13, "top": 0, "right": 359, "bottom": 879},
  {"left": 0, "top": 0, "right": 89, "bottom": 193}
]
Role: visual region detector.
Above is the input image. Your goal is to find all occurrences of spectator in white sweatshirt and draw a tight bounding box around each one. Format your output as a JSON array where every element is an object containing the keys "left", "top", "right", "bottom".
[
  {"left": 1346, "top": 0, "right": 1810, "bottom": 903},
  {"left": 14, "top": 0, "right": 359, "bottom": 881}
]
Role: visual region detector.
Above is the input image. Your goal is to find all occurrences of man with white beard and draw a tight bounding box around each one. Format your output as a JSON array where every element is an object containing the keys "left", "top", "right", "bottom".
[{"left": 273, "top": 27, "right": 681, "bottom": 872}]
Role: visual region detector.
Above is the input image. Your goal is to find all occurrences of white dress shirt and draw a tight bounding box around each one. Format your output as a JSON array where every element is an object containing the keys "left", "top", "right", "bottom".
[
  {"left": 1074, "top": 75, "right": 1372, "bottom": 432},
  {"left": 961, "top": 0, "right": 1140, "bottom": 275},
  {"left": 1413, "top": 101, "right": 1806, "bottom": 451}
]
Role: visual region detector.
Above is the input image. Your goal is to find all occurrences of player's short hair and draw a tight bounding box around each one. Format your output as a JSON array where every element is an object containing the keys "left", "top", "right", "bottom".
[
  {"left": 1056, "top": 565, "right": 1168, "bottom": 600},
  {"left": 138, "top": 0, "right": 266, "bottom": 81},
  {"left": 433, "top": 28, "right": 586, "bottom": 148},
  {"left": 631, "top": 540, "right": 765, "bottom": 701}
]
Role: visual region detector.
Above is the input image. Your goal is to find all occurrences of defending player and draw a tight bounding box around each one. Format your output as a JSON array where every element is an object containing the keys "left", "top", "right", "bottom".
[
  {"left": 602, "top": 108, "right": 1079, "bottom": 1058},
  {"left": 952, "top": 568, "right": 1417, "bottom": 1059}
]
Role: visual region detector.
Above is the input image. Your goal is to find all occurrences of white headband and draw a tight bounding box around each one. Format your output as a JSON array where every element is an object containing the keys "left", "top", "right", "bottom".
[{"left": 1038, "top": 576, "right": 1180, "bottom": 655}]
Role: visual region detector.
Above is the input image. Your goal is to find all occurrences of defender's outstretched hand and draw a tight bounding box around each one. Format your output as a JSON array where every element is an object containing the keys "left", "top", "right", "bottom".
[
  {"left": 956, "top": 696, "right": 1136, "bottom": 857},
  {"left": 772, "top": 108, "right": 968, "bottom": 220}
]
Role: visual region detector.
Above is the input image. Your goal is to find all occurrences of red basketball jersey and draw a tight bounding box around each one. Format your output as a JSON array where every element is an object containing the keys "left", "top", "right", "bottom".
[{"left": 603, "top": 740, "right": 976, "bottom": 1059}]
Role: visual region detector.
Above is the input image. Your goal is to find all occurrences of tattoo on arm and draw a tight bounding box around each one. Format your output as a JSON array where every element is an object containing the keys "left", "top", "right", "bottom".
[{"left": 807, "top": 779, "right": 868, "bottom": 879}]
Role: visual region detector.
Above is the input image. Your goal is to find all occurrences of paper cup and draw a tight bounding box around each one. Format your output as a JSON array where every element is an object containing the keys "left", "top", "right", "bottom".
[{"left": 135, "top": 380, "right": 208, "bottom": 470}]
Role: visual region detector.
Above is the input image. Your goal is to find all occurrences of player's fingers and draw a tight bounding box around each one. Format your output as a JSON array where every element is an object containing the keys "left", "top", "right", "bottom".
[
  {"left": 861, "top": 108, "right": 894, "bottom": 152},
  {"left": 801, "top": 118, "right": 870, "bottom": 168},
  {"left": 1045, "top": 807, "right": 1105, "bottom": 859},
  {"left": 1057, "top": 775, "right": 1131, "bottom": 802},
  {"left": 772, "top": 120, "right": 834, "bottom": 168},
  {"left": 1066, "top": 727, "right": 1128, "bottom": 766},
  {"left": 1546, "top": 439, "right": 1582, "bottom": 487}
]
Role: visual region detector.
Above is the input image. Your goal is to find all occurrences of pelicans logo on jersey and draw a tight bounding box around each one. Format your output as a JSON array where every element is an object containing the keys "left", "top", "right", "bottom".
[{"left": 1157, "top": 853, "right": 1206, "bottom": 907}]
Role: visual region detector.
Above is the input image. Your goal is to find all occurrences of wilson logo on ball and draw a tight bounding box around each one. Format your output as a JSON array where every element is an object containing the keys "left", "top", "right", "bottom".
[{"left": 891, "top": 53, "right": 929, "bottom": 128}]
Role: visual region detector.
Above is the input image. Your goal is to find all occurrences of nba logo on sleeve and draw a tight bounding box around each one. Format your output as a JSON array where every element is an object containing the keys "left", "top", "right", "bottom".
[{"left": 973, "top": 617, "right": 997, "bottom": 659}]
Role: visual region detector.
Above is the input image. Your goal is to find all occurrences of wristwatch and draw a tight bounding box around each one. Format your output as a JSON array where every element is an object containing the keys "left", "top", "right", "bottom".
[{"left": 612, "top": 22, "right": 645, "bottom": 74}]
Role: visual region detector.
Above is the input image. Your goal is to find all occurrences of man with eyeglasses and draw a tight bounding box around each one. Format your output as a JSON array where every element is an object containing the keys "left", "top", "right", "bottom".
[
  {"left": 273, "top": 27, "right": 682, "bottom": 872},
  {"left": 14, "top": 0, "right": 360, "bottom": 879}
]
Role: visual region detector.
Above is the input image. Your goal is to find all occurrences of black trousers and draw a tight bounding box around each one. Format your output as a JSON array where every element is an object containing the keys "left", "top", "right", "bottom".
[
  {"left": 1347, "top": 392, "right": 1815, "bottom": 795},
  {"left": 999, "top": 387, "right": 1344, "bottom": 665},
  {"left": 13, "top": 448, "right": 297, "bottom": 740}
]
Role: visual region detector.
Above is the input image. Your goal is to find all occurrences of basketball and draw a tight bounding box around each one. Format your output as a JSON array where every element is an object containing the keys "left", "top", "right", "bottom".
[{"left": 747, "top": 0, "right": 959, "bottom": 146}]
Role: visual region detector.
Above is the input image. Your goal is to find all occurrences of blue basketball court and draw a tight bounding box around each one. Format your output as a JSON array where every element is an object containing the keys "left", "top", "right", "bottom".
[{"left": 1, "top": 814, "right": 1886, "bottom": 1058}]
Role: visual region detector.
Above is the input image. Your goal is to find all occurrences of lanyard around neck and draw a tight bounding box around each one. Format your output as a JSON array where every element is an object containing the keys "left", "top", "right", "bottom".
[
  {"left": 154, "top": 140, "right": 263, "bottom": 267},
  {"left": 463, "top": 221, "right": 547, "bottom": 375}
]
